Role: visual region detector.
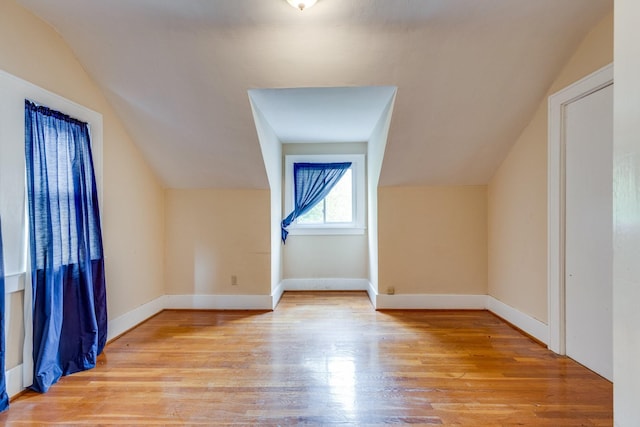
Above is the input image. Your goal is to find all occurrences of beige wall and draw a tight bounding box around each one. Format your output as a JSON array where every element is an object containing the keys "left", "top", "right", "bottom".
[
  {"left": 613, "top": 1, "right": 640, "bottom": 424},
  {"left": 164, "top": 189, "right": 271, "bottom": 295},
  {"left": 0, "top": 0, "right": 165, "bottom": 320},
  {"left": 378, "top": 186, "right": 487, "bottom": 295},
  {"left": 488, "top": 12, "right": 613, "bottom": 323}
]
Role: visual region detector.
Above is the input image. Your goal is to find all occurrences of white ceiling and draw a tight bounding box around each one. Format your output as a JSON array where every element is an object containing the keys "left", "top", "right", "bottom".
[
  {"left": 16, "top": 0, "right": 612, "bottom": 188},
  {"left": 249, "top": 86, "right": 397, "bottom": 144}
]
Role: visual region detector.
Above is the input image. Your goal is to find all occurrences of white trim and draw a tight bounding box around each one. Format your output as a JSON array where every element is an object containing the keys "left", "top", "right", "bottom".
[
  {"left": 6, "top": 363, "right": 26, "bottom": 398},
  {"left": 22, "top": 218, "right": 33, "bottom": 390},
  {"left": 284, "top": 154, "right": 366, "bottom": 234},
  {"left": 287, "top": 227, "right": 366, "bottom": 236},
  {"left": 486, "top": 297, "right": 549, "bottom": 344},
  {"left": 3, "top": 272, "right": 25, "bottom": 294},
  {"left": 271, "top": 282, "right": 286, "bottom": 309},
  {"left": 164, "top": 294, "right": 273, "bottom": 310},
  {"left": 547, "top": 63, "right": 613, "bottom": 354},
  {"left": 0, "top": 68, "right": 104, "bottom": 207},
  {"left": 22, "top": 181, "right": 34, "bottom": 392},
  {"left": 280, "top": 278, "right": 371, "bottom": 291},
  {"left": 107, "top": 296, "right": 166, "bottom": 342},
  {"left": 366, "top": 282, "right": 377, "bottom": 309},
  {"left": 375, "top": 294, "right": 487, "bottom": 310}
]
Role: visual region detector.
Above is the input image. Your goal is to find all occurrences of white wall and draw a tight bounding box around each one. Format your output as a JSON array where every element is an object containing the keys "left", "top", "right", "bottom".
[
  {"left": 249, "top": 97, "right": 283, "bottom": 307},
  {"left": 367, "top": 94, "right": 396, "bottom": 295},
  {"left": 613, "top": 1, "right": 640, "bottom": 424},
  {"left": 281, "top": 143, "right": 368, "bottom": 282},
  {"left": 283, "top": 236, "right": 368, "bottom": 279}
]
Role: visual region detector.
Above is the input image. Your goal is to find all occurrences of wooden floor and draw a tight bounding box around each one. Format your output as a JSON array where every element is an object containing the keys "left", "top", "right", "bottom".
[{"left": 1, "top": 291, "right": 612, "bottom": 426}]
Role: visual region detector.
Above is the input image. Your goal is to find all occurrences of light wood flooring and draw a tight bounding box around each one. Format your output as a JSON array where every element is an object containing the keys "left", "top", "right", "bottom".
[{"left": 1, "top": 291, "right": 613, "bottom": 426}]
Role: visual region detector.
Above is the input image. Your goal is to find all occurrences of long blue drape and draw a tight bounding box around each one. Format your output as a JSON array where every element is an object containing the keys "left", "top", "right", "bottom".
[
  {"left": 25, "top": 100, "right": 107, "bottom": 393},
  {"left": 0, "top": 217, "right": 10, "bottom": 412},
  {"left": 281, "top": 162, "right": 351, "bottom": 243}
]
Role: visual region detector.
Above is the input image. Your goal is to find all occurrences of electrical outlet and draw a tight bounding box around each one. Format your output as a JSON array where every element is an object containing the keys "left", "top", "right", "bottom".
[{"left": 231, "top": 275, "right": 238, "bottom": 286}]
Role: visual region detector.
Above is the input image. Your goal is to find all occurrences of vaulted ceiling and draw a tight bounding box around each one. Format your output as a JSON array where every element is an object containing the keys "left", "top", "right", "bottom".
[{"left": 17, "top": 0, "right": 612, "bottom": 189}]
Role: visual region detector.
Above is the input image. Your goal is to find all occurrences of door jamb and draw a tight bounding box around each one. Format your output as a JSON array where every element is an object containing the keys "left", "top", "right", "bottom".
[{"left": 547, "top": 63, "right": 613, "bottom": 354}]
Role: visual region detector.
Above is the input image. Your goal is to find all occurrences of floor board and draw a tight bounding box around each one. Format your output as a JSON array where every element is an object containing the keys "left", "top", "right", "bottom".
[{"left": 0, "top": 291, "right": 613, "bottom": 426}]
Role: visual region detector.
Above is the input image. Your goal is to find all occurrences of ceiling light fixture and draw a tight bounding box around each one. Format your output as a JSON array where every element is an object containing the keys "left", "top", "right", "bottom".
[{"left": 286, "top": 0, "right": 317, "bottom": 11}]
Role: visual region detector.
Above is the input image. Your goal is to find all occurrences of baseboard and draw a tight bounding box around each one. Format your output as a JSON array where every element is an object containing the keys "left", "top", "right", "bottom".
[
  {"left": 486, "top": 296, "right": 549, "bottom": 345},
  {"left": 366, "top": 283, "right": 377, "bottom": 309},
  {"left": 6, "top": 363, "right": 25, "bottom": 398},
  {"left": 107, "top": 296, "right": 165, "bottom": 341},
  {"left": 164, "top": 294, "right": 273, "bottom": 310},
  {"left": 271, "top": 282, "right": 285, "bottom": 309},
  {"left": 4, "top": 272, "right": 25, "bottom": 294},
  {"left": 376, "top": 293, "right": 488, "bottom": 310},
  {"left": 280, "top": 278, "right": 371, "bottom": 291}
]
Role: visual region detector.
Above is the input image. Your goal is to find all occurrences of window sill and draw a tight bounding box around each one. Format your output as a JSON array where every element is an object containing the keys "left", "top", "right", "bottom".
[{"left": 286, "top": 227, "right": 366, "bottom": 236}]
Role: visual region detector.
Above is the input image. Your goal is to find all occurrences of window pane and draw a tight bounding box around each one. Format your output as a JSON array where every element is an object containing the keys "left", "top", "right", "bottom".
[
  {"left": 326, "top": 169, "right": 352, "bottom": 223},
  {"left": 296, "top": 168, "right": 353, "bottom": 225},
  {"left": 298, "top": 201, "right": 324, "bottom": 224}
]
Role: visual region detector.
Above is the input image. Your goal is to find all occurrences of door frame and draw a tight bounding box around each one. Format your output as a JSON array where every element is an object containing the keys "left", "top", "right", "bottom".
[{"left": 547, "top": 63, "right": 613, "bottom": 354}]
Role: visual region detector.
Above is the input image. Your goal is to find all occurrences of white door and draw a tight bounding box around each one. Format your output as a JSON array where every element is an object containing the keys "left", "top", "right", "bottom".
[{"left": 564, "top": 83, "right": 613, "bottom": 381}]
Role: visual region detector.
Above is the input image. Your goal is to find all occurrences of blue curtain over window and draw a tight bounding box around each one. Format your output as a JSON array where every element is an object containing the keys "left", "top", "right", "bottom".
[
  {"left": 25, "top": 100, "right": 107, "bottom": 393},
  {"left": 281, "top": 162, "right": 351, "bottom": 243},
  {"left": 0, "top": 217, "right": 10, "bottom": 412}
]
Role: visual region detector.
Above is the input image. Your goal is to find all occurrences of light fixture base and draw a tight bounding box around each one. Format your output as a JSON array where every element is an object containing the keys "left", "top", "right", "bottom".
[{"left": 286, "top": 0, "right": 318, "bottom": 11}]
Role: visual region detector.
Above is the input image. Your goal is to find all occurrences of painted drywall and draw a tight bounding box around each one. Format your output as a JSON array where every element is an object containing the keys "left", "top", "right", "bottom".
[
  {"left": 250, "top": 97, "right": 283, "bottom": 293},
  {"left": 368, "top": 95, "right": 396, "bottom": 294},
  {"left": 0, "top": 0, "right": 165, "bottom": 326},
  {"left": 378, "top": 186, "right": 488, "bottom": 295},
  {"left": 488, "top": 12, "right": 613, "bottom": 323},
  {"left": 283, "top": 235, "right": 368, "bottom": 279},
  {"left": 164, "top": 189, "right": 271, "bottom": 295},
  {"left": 281, "top": 143, "right": 369, "bottom": 281},
  {"left": 613, "top": 1, "right": 640, "bottom": 424}
]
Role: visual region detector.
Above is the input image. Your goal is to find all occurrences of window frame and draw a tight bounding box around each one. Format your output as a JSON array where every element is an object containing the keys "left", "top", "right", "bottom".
[{"left": 284, "top": 154, "right": 366, "bottom": 236}]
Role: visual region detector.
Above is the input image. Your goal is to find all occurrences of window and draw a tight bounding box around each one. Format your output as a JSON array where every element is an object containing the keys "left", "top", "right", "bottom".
[
  {"left": 25, "top": 100, "right": 107, "bottom": 393},
  {"left": 284, "top": 154, "right": 365, "bottom": 236},
  {"left": 297, "top": 168, "right": 352, "bottom": 225}
]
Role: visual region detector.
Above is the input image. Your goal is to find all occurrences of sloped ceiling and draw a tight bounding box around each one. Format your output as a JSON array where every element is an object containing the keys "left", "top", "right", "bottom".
[{"left": 17, "top": 0, "right": 612, "bottom": 189}]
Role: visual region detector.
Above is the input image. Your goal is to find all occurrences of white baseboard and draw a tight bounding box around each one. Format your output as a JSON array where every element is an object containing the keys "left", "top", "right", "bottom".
[
  {"left": 4, "top": 272, "right": 25, "bottom": 294},
  {"left": 271, "top": 282, "right": 285, "bottom": 309},
  {"left": 107, "top": 296, "right": 165, "bottom": 341},
  {"left": 376, "top": 293, "right": 488, "bottom": 310},
  {"left": 108, "top": 293, "right": 275, "bottom": 342},
  {"left": 6, "top": 363, "right": 25, "bottom": 398},
  {"left": 486, "top": 296, "right": 549, "bottom": 344},
  {"left": 366, "top": 282, "right": 377, "bottom": 309},
  {"left": 280, "top": 278, "right": 371, "bottom": 291},
  {"left": 164, "top": 294, "right": 272, "bottom": 310}
]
